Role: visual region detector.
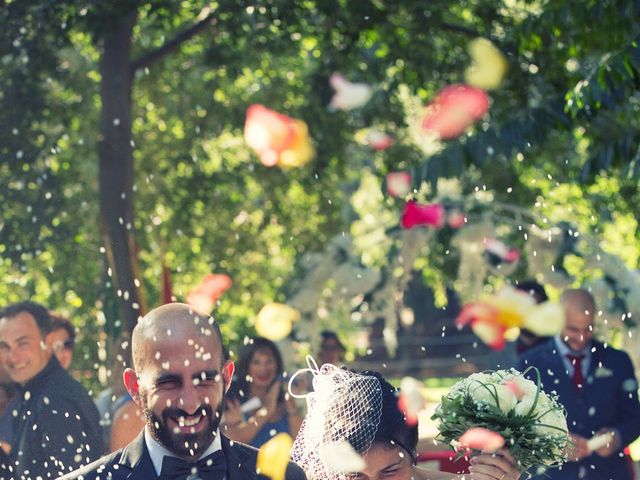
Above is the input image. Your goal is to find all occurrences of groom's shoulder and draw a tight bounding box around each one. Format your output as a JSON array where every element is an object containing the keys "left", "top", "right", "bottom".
[{"left": 57, "top": 449, "right": 126, "bottom": 480}]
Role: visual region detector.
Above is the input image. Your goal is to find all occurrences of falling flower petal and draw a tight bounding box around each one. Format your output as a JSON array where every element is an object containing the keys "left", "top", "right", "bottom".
[
  {"left": 244, "top": 104, "right": 315, "bottom": 168},
  {"left": 255, "top": 303, "right": 301, "bottom": 341},
  {"left": 318, "top": 439, "right": 366, "bottom": 473},
  {"left": 455, "top": 287, "right": 564, "bottom": 349},
  {"left": 365, "top": 129, "right": 394, "bottom": 150},
  {"left": 446, "top": 210, "right": 466, "bottom": 229},
  {"left": 484, "top": 238, "right": 520, "bottom": 264},
  {"left": 459, "top": 427, "right": 505, "bottom": 452},
  {"left": 257, "top": 433, "right": 294, "bottom": 480},
  {"left": 186, "top": 274, "right": 233, "bottom": 312},
  {"left": 399, "top": 377, "right": 424, "bottom": 426},
  {"left": 386, "top": 172, "right": 412, "bottom": 198},
  {"left": 465, "top": 38, "right": 508, "bottom": 90},
  {"left": 454, "top": 303, "right": 498, "bottom": 329},
  {"left": 471, "top": 318, "right": 506, "bottom": 350},
  {"left": 401, "top": 200, "right": 445, "bottom": 229},
  {"left": 522, "top": 301, "right": 565, "bottom": 336},
  {"left": 329, "top": 73, "right": 373, "bottom": 111},
  {"left": 421, "top": 84, "right": 489, "bottom": 140}
]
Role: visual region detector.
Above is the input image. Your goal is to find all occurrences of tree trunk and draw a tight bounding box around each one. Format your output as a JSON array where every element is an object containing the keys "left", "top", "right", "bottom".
[{"left": 98, "top": 10, "right": 145, "bottom": 335}]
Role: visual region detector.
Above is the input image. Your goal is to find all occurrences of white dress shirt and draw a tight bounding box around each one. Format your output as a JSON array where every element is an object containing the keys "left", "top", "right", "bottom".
[{"left": 144, "top": 426, "right": 223, "bottom": 477}]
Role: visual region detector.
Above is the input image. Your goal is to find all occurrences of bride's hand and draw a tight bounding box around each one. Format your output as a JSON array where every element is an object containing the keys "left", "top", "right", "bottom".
[{"left": 467, "top": 448, "right": 520, "bottom": 479}]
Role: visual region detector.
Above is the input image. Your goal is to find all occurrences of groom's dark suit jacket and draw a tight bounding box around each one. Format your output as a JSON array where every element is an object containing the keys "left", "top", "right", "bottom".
[
  {"left": 518, "top": 339, "right": 640, "bottom": 480},
  {"left": 57, "top": 432, "right": 306, "bottom": 480}
]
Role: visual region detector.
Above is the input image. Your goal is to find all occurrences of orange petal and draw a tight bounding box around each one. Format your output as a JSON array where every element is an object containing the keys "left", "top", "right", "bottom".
[
  {"left": 454, "top": 302, "right": 498, "bottom": 329},
  {"left": 471, "top": 318, "right": 506, "bottom": 350}
]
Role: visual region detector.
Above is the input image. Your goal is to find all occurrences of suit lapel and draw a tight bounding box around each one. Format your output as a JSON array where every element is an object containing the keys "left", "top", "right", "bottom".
[
  {"left": 584, "top": 341, "right": 603, "bottom": 392},
  {"left": 222, "top": 434, "right": 258, "bottom": 480},
  {"left": 119, "top": 431, "right": 158, "bottom": 479}
]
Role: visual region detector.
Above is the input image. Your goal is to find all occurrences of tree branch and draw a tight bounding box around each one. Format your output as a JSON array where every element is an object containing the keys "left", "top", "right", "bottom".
[
  {"left": 131, "top": 7, "right": 216, "bottom": 72},
  {"left": 436, "top": 21, "right": 481, "bottom": 38}
]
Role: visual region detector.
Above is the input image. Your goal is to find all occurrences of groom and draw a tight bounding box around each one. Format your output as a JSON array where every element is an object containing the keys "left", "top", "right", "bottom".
[
  {"left": 60, "top": 303, "right": 306, "bottom": 480},
  {"left": 518, "top": 289, "right": 640, "bottom": 480}
]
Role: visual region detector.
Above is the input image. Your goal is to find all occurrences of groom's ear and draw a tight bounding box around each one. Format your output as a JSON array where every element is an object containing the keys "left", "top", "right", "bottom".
[{"left": 123, "top": 368, "right": 141, "bottom": 402}]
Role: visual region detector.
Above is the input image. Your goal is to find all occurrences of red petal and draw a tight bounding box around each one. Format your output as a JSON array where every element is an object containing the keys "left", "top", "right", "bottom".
[{"left": 401, "top": 201, "right": 444, "bottom": 229}]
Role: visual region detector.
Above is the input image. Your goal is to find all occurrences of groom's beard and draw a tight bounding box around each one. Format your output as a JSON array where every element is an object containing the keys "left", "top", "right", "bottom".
[{"left": 143, "top": 399, "right": 225, "bottom": 459}]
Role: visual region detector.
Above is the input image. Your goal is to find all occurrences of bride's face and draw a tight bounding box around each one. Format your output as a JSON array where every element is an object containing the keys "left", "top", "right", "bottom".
[{"left": 350, "top": 443, "right": 413, "bottom": 480}]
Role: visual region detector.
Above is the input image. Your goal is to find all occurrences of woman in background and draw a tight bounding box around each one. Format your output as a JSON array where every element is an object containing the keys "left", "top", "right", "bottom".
[{"left": 223, "top": 337, "right": 302, "bottom": 447}]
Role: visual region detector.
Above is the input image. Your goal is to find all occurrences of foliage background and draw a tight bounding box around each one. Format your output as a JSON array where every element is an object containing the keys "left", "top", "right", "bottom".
[{"left": 1, "top": 0, "right": 639, "bottom": 394}]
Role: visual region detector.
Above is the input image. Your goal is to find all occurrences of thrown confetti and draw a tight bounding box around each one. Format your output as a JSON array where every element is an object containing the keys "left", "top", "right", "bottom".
[
  {"left": 401, "top": 200, "right": 444, "bottom": 229},
  {"left": 455, "top": 287, "right": 564, "bottom": 349},
  {"left": 256, "top": 433, "right": 294, "bottom": 480},
  {"left": 329, "top": 73, "right": 373, "bottom": 111},
  {"left": 421, "top": 84, "right": 489, "bottom": 139},
  {"left": 317, "top": 439, "right": 366, "bottom": 473},
  {"left": 255, "top": 303, "right": 301, "bottom": 341},
  {"left": 186, "top": 274, "right": 232, "bottom": 312},
  {"left": 386, "top": 172, "right": 412, "bottom": 198},
  {"left": 398, "top": 377, "right": 424, "bottom": 426},
  {"left": 244, "top": 104, "right": 315, "bottom": 168},
  {"left": 465, "top": 38, "right": 508, "bottom": 90}
]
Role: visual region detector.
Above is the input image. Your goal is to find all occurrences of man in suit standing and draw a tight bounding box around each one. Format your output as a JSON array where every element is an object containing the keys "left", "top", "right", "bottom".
[
  {"left": 60, "top": 302, "right": 306, "bottom": 480},
  {"left": 0, "top": 301, "right": 103, "bottom": 479},
  {"left": 518, "top": 289, "right": 640, "bottom": 480}
]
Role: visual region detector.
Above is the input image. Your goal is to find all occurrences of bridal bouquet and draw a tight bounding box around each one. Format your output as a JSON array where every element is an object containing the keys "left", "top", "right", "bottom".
[{"left": 432, "top": 368, "right": 568, "bottom": 474}]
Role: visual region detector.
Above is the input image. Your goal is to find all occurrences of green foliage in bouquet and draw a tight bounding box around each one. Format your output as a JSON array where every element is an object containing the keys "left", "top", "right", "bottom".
[{"left": 431, "top": 367, "right": 568, "bottom": 475}]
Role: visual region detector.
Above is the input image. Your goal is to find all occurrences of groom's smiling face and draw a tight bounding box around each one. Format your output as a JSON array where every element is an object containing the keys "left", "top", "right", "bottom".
[{"left": 132, "top": 332, "right": 231, "bottom": 461}]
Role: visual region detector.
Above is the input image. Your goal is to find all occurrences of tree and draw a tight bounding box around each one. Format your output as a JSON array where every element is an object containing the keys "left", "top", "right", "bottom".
[{"left": 1, "top": 0, "right": 639, "bottom": 385}]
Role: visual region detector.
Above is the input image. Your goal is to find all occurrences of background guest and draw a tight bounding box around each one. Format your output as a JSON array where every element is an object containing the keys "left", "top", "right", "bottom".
[
  {"left": 223, "top": 337, "right": 302, "bottom": 447},
  {"left": 318, "top": 330, "right": 345, "bottom": 366},
  {"left": 50, "top": 313, "right": 75, "bottom": 370},
  {"left": 0, "top": 301, "right": 103, "bottom": 478}
]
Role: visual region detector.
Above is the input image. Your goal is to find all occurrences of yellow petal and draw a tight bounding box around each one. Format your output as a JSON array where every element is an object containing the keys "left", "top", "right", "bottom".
[
  {"left": 464, "top": 38, "right": 508, "bottom": 90},
  {"left": 257, "top": 433, "right": 294, "bottom": 480},
  {"left": 278, "top": 120, "right": 315, "bottom": 168},
  {"left": 255, "top": 303, "right": 301, "bottom": 341},
  {"left": 522, "top": 302, "right": 565, "bottom": 336}
]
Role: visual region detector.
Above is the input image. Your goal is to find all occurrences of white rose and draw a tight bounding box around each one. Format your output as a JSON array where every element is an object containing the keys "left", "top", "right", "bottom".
[
  {"left": 469, "top": 381, "right": 499, "bottom": 407},
  {"left": 514, "top": 395, "right": 536, "bottom": 417},
  {"left": 535, "top": 407, "right": 568, "bottom": 435},
  {"left": 509, "top": 375, "right": 539, "bottom": 400},
  {"left": 470, "top": 381, "right": 517, "bottom": 414},
  {"left": 494, "top": 384, "right": 518, "bottom": 414}
]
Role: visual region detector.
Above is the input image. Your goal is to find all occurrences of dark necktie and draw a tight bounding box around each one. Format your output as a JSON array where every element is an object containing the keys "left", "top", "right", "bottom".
[
  {"left": 160, "top": 449, "right": 226, "bottom": 480},
  {"left": 566, "top": 354, "right": 585, "bottom": 390}
]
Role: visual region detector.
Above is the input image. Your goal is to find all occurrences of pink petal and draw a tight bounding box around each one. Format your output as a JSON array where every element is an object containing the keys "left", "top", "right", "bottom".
[
  {"left": 459, "top": 428, "right": 505, "bottom": 453},
  {"left": 421, "top": 84, "right": 489, "bottom": 140},
  {"left": 386, "top": 172, "right": 412, "bottom": 197},
  {"left": 401, "top": 201, "right": 444, "bottom": 229}
]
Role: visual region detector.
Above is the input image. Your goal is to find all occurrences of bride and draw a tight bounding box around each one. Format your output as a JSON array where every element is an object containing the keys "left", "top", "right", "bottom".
[{"left": 290, "top": 364, "right": 521, "bottom": 480}]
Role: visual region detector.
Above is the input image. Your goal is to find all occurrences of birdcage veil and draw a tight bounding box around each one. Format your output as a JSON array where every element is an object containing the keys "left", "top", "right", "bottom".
[{"left": 289, "top": 358, "right": 383, "bottom": 480}]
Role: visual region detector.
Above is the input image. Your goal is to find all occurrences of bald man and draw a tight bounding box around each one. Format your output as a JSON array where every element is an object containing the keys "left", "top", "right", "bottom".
[
  {"left": 518, "top": 289, "right": 640, "bottom": 480},
  {"left": 60, "top": 303, "right": 306, "bottom": 480}
]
